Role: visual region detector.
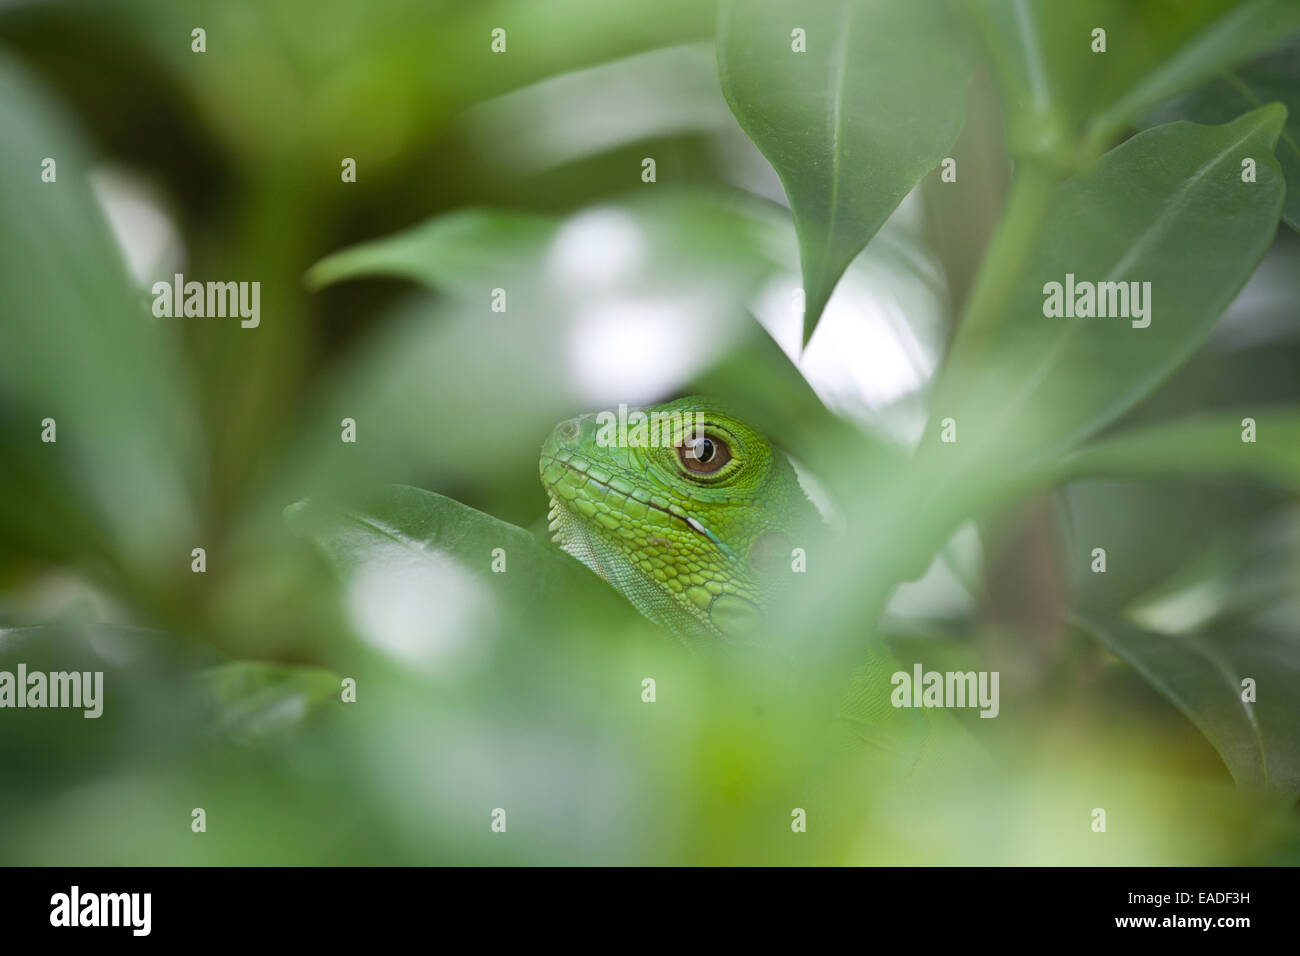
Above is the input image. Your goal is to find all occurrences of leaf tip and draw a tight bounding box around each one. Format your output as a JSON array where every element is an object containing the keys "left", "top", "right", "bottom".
[
  {"left": 800, "top": 286, "right": 830, "bottom": 349},
  {"left": 1243, "top": 100, "right": 1288, "bottom": 147},
  {"left": 302, "top": 262, "right": 330, "bottom": 293},
  {"left": 282, "top": 497, "right": 314, "bottom": 528}
]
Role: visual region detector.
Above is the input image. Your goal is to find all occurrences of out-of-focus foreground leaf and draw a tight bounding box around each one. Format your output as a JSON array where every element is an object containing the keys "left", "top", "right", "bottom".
[
  {"left": 286, "top": 485, "right": 639, "bottom": 669},
  {"left": 287, "top": 484, "right": 622, "bottom": 609},
  {"left": 47, "top": 0, "right": 717, "bottom": 165},
  {"left": 198, "top": 661, "right": 342, "bottom": 747},
  {"left": 717, "top": 0, "right": 972, "bottom": 345},
  {"left": 0, "top": 57, "right": 199, "bottom": 579}
]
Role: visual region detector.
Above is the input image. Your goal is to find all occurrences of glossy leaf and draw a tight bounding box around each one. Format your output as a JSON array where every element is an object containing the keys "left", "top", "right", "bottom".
[
  {"left": 1075, "top": 613, "right": 1300, "bottom": 800},
  {"left": 927, "top": 108, "right": 1287, "bottom": 479},
  {"left": 718, "top": 0, "right": 973, "bottom": 344},
  {"left": 1145, "top": 39, "right": 1300, "bottom": 232}
]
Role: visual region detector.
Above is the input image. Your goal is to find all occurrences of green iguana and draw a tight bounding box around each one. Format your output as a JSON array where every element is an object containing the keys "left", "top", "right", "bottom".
[
  {"left": 539, "top": 396, "right": 977, "bottom": 771},
  {"left": 539, "top": 395, "right": 821, "bottom": 646}
]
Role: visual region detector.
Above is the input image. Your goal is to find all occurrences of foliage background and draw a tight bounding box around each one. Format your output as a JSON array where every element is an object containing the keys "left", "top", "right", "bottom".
[{"left": 0, "top": 0, "right": 1298, "bottom": 864}]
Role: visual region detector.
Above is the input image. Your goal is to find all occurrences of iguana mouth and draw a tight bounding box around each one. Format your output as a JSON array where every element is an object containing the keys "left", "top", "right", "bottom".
[{"left": 539, "top": 452, "right": 732, "bottom": 557}]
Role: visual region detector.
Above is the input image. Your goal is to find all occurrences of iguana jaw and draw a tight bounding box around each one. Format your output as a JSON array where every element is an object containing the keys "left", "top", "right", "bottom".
[
  {"left": 546, "top": 489, "right": 610, "bottom": 581},
  {"left": 542, "top": 451, "right": 731, "bottom": 558},
  {"left": 542, "top": 476, "right": 723, "bottom": 644}
]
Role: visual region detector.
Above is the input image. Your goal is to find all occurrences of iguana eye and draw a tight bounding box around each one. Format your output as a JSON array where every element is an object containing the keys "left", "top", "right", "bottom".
[{"left": 678, "top": 434, "right": 731, "bottom": 474}]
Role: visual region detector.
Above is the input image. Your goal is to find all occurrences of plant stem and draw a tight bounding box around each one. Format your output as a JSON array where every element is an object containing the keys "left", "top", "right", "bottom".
[{"left": 945, "top": 159, "right": 1059, "bottom": 369}]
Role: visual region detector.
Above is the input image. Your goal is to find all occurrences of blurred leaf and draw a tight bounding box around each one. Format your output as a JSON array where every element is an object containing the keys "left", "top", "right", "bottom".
[
  {"left": 286, "top": 484, "right": 632, "bottom": 623},
  {"left": 454, "top": 43, "right": 736, "bottom": 177},
  {"left": 0, "top": 624, "right": 221, "bottom": 800},
  {"left": 281, "top": 193, "right": 787, "bottom": 518},
  {"left": 694, "top": 322, "right": 839, "bottom": 439},
  {"left": 1075, "top": 613, "right": 1300, "bottom": 801},
  {"left": 1123, "top": 509, "right": 1300, "bottom": 637},
  {"left": 717, "top": 0, "right": 972, "bottom": 344},
  {"left": 0, "top": 55, "right": 199, "bottom": 576},
  {"left": 307, "top": 191, "right": 780, "bottom": 296},
  {"left": 1057, "top": 408, "right": 1300, "bottom": 488},
  {"left": 929, "top": 108, "right": 1286, "bottom": 478},
  {"left": 1145, "top": 39, "right": 1300, "bottom": 232},
  {"left": 51, "top": 0, "right": 716, "bottom": 166},
  {"left": 198, "top": 661, "right": 341, "bottom": 746},
  {"left": 687, "top": 319, "right": 905, "bottom": 500},
  {"left": 835, "top": 646, "right": 941, "bottom": 761},
  {"left": 305, "top": 209, "right": 556, "bottom": 294},
  {"left": 963, "top": 0, "right": 1300, "bottom": 164}
]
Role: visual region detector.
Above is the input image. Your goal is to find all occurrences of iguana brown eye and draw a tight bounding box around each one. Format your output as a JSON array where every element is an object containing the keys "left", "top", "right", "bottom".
[{"left": 678, "top": 434, "right": 731, "bottom": 474}]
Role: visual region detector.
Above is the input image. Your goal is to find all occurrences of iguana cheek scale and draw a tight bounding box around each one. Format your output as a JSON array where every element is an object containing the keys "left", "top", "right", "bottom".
[{"left": 539, "top": 396, "right": 820, "bottom": 644}]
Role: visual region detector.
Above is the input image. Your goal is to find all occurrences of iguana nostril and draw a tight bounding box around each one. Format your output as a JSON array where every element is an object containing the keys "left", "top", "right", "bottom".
[{"left": 558, "top": 418, "right": 580, "bottom": 442}]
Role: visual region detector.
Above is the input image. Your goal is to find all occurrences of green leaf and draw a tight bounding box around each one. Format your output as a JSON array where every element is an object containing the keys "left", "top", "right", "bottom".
[
  {"left": 821, "top": 109, "right": 1294, "bottom": 647},
  {"left": 1057, "top": 408, "right": 1300, "bottom": 488},
  {"left": 687, "top": 319, "right": 903, "bottom": 483},
  {"left": 286, "top": 485, "right": 635, "bottom": 639},
  {"left": 717, "top": 0, "right": 973, "bottom": 345},
  {"left": 1121, "top": 510, "right": 1300, "bottom": 638},
  {"left": 305, "top": 209, "right": 557, "bottom": 294},
  {"left": 1075, "top": 613, "right": 1300, "bottom": 801},
  {"left": 1088, "top": 0, "right": 1300, "bottom": 146},
  {"left": 929, "top": 107, "right": 1287, "bottom": 478},
  {"left": 0, "top": 56, "right": 200, "bottom": 575},
  {"left": 61, "top": 0, "right": 716, "bottom": 166},
  {"left": 285, "top": 193, "right": 788, "bottom": 511},
  {"left": 1145, "top": 40, "right": 1300, "bottom": 233},
  {"left": 197, "top": 661, "right": 342, "bottom": 747},
  {"left": 963, "top": 0, "right": 1300, "bottom": 164},
  {"left": 0, "top": 623, "right": 222, "bottom": 784}
]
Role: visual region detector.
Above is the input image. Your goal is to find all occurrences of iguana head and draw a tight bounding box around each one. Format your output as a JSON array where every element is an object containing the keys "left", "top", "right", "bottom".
[{"left": 539, "top": 396, "right": 820, "bottom": 644}]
